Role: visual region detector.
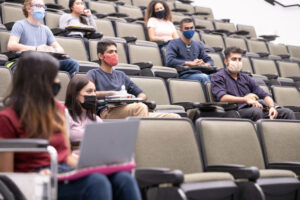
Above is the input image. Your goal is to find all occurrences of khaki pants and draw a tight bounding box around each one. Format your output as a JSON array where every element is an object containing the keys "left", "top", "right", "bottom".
[{"left": 100, "top": 102, "right": 180, "bottom": 119}]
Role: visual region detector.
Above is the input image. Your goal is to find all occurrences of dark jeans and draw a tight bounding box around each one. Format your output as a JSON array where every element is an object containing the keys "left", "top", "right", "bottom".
[
  {"left": 58, "top": 172, "right": 142, "bottom": 200},
  {"left": 238, "top": 107, "right": 296, "bottom": 121},
  {"left": 36, "top": 164, "right": 141, "bottom": 200},
  {"left": 59, "top": 58, "right": 79, "bottom": 77}
]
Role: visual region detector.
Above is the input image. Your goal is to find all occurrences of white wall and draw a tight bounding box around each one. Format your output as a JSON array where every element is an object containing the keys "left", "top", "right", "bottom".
[{"left": 193, "top": 0, "right": 300, "bottom": 46}]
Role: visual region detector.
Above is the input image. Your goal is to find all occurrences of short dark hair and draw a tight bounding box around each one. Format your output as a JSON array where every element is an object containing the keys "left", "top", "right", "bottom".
[
  {"left": 97, "top": 39, "right": 117, "bottom": 55},
  {"left": 224, "top": 46, "right": 244, "bottom": 59},
  {"left": 180, "top": 18, "right": 194, "bottom": 30}
]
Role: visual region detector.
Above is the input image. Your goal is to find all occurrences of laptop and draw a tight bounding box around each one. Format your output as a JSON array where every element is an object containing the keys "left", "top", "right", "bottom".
[{"left": 58, "top": 120, "right": 140, "bottom": 181}]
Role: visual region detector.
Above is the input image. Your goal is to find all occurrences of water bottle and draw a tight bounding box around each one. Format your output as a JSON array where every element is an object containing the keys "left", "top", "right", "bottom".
[{"left": 119, "top": 85, "right": 127, "bottom": 96}]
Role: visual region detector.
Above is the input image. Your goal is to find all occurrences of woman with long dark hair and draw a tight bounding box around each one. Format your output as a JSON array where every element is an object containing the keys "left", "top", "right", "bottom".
[
  {"left": 0, "top": 51, "right": 141, "bottom": 200},
  {"left": 59, "top": 0, "right": 97, "bottom": 37},
  {"left": 145, "top": 0, "right": 178, "bottom": 42},
  {"left": 65, "top": 75, "right": 102, "bottom": 142}
]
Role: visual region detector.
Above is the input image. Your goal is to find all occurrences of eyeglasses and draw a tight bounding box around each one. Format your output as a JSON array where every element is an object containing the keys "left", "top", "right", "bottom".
[{"left": 31, "top": 4, "right": 47, "bottom": 9}]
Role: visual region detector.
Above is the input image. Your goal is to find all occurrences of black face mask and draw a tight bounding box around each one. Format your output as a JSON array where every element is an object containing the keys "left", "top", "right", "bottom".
[
  {"left": 81, "top": 95, "right": 97, "bottom": 110},
  {"left": 52, "top": 82, "right": 61, "bottom": 96},
  {"left": 155, "top": 10, "right": 165, "bottom": 19}
]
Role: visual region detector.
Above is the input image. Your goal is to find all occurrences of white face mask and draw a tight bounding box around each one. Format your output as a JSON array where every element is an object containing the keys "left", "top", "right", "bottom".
[{"left": 227, "top": 60, "right": 243, "bottom": 73}]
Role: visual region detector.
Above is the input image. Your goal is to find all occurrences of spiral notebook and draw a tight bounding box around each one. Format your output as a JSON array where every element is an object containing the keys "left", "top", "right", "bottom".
[{"left": 58, "top": 120, "right": 140, "bottom": 181}]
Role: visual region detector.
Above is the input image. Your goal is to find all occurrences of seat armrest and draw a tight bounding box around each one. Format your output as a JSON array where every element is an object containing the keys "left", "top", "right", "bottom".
[
  {"left": 95, "top": 13, "right": 108, "bottom": 19},
  {"left": 125, "top": 17, "right": 137, "bottom": 23},
  {"left": 193, "top": 12, "right": 210, "bottom": 16},
  {"left": 206, "top": 165, "right": 260, "bottom": 182},
  {"left": 144, "top": 101, "right": 156, "bottom": 110},
  {"left": 133, "top": 62, "right": 153, "bottom": 69},
  {"left": 116, "top": 1, "right": 125, "bottom": 5},
  {"left": 259, "top": 35, "right": 279, "bottom": 42},
  {"left": 234, "top": 30, "right": 250, "bottom": 36},
  {"left": 257, "top": 52, "right": 270, "bottom": 58},
  {"left": 172, "top": 8, "right": 188, "bottom": 13},
  {"left": 0, "top": 139, "right": 48, "bottom": 149},
  {"left": 135, "top": 168, "right": 184, "bottom": 188},
  {"left": 175, "top": 65, "right": 189, "bottom": 73},
  {"left": 212, "top": 46, "right": 223, "bottom": 52},
  {"left": 262, "top": 73, "right": 278, "bottom": 80},
  {"left": 278, "top": 54, "right": 290, "bottom": 59},
  {"left": 107, "top": 13, "right": 128, "bottom": 18},
  {"left": 268, "top": 162, "right": 300, "bottom": 175},
  {"left": 45, "top": 3, "right": 64, "bottom": 10},
  {"left": 153, "top": 40, "right": 169, "bottom": 47},
  {"left": 172, "top": 102, "right": 200, "bottom": 110},
  {"left": 122, "top": 36, "right": 137, "bottom": 43}
]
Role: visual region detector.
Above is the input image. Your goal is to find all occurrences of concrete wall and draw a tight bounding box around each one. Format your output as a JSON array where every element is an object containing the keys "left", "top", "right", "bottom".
[{"left": 193, "top": 0, "right": 300, "bottom": 46}]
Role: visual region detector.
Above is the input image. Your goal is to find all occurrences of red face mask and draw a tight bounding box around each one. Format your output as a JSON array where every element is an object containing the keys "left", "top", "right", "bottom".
[{"left": 103, "top": 54, "right": 118, "bottom": 67}]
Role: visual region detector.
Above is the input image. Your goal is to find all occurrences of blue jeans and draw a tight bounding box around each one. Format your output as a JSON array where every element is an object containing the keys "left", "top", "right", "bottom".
[
  {"left": 180, "top": 72, "right": 210, "bottom": 88},
  {"left": 59, "top": 58, "right": 79, "bottom": 77},
  {"left": 58, "top": 172, "right": 142, "bottom": 200}
]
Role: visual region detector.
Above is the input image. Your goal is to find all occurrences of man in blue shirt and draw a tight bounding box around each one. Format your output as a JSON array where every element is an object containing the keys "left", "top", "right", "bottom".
[
  {"left": 165, "top": 18, "right": 214, "bottom": 86},
  {"left": 7, "top": 0, "right": 79, "bottom": 77},
  {"left": 87, "top": 39, "right": 179, "bottom": 119},
  {"left": 211, "top": 46, "right": 295, "bottom": 121}
]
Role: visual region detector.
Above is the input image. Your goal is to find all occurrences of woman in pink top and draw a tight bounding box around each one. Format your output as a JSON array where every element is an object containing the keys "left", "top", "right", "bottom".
[
  {"left": 65, "top": 75, "right": 102, "bottom": 142},
  {"left": 145, "top": 0, "right": 178, "bottom": 43}
]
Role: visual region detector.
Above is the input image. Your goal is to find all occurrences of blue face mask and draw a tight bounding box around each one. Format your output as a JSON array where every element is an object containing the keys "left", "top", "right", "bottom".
[
  {"left": 155, "top": 10, "right": 165, "bottom": 19},
  {"left": 183, "top": 30, "right": 195, "bottom": 39},
  {"left": 32, "top": 7, "right": 45, "bottom": 21}
]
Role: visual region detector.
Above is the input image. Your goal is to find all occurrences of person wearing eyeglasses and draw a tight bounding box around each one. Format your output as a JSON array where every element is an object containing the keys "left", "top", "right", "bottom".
[
  {"left": 165, "top": 18, "right": 214, "bottom": 88},
  {"left": 7, "top": 0, "right": 79, "bottom": 77}
]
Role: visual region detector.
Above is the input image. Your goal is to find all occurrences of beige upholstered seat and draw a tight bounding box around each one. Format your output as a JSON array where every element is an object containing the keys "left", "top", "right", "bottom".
[
  {"left": 257, "top": 120, "right": 300, "bottom": 168},
  {"left": 130, "top": 76, "right": 184, "bottom": 111},
  {"left": 134, "top": 118, "right": 237, "bottom": 199},
  {"left": 0, "top": 67, "right": 12, "bottom": 101},
  {"left": 196, "top": 118, "right": 300, "bottom": 200}
]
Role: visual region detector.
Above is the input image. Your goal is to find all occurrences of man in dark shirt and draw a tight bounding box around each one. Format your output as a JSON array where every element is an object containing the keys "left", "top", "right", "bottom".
[
  {"left": 165, "top": 18, "right": 214, "bottom": 87},
  {"left": 211, "top": 46, "right": 295, "bottom": 121},
  {"left": 87, "top": 39, "right": 179, "bottom": 119}
]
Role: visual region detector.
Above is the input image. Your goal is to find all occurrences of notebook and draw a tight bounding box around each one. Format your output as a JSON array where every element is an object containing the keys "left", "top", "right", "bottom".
[{"left": 58, "top": 120, "right": 140, "bottom": 181}]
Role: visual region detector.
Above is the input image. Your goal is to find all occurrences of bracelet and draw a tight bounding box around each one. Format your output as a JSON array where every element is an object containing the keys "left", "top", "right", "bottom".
[{"left": 269, "top": 106, "right": 275, "bottom": 109}]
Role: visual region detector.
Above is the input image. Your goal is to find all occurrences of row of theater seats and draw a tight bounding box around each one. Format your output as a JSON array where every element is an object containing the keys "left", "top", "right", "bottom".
[
  {"left": 2, "top": 117, "right": 300, "bottom": 199},
  {"left": 2, "top": 0, "right": 300, "bottom": 63},
  {"left": 1, "top": 67, "right": 299, "bottom": 120},
  {"left": 1, "top": 28, "right": 299, "bottom": 80},
  {"left": 134, "top": 117, "right": 300, "bottom": 199},
  {"left": 2, "top": 29, "right": 299, "bottom": 94}
]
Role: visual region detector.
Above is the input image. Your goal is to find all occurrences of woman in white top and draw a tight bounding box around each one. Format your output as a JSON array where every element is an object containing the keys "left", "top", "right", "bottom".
[
  {"left": 145, "top": 0, "right": 178, "bottom": 42},
  {"left": 59, "top": 0, "right": 97, "bottom": 37}
]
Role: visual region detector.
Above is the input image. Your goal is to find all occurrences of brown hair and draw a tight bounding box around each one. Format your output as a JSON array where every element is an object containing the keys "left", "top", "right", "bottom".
[
  {"left": 65, "top": 75, "right": 96, "bottom": 122},
  {"left": 145, "top": 0, "right": 172, "bottom": 25},
  {"left": 4, "top": 51, "right": 66, "bottom": 139},
  {"left": 22, "top": 0, "right": 33, "bottom": 18}
]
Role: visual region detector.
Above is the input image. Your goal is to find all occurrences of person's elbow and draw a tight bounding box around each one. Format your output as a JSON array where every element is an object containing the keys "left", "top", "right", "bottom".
[{"left": 7, "top": 41, "right": 15, "bottom": 51}]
